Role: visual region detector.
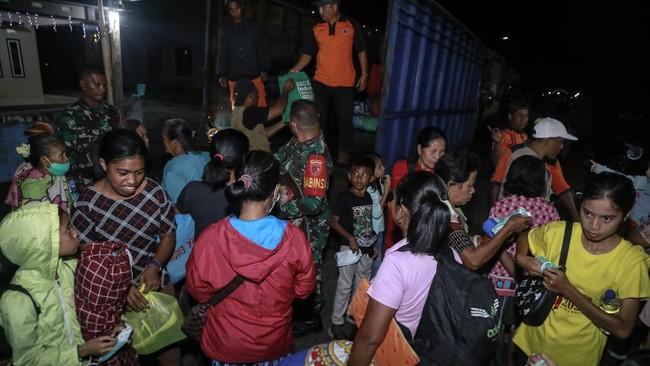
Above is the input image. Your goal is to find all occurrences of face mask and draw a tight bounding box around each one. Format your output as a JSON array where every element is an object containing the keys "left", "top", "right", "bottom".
[
  {"left": 268, "top": 192, "right": 281, "bottom": 214},
  {"left": 46, "top": 158, "right": 70, "bottom": 177}
]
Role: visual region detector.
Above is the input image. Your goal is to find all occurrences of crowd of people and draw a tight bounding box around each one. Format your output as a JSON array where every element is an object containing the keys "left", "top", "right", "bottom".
[{"left": 1, "top": 0, "right": 650, "bottom": 366}]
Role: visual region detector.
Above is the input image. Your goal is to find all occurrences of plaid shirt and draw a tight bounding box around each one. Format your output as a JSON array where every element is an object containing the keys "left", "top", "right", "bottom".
[
  {"left": 73, "top": 178, "right": 176, "bottom": 284},
  {"left": 487, "top": 195, "right": 560, "bottom": 296}
]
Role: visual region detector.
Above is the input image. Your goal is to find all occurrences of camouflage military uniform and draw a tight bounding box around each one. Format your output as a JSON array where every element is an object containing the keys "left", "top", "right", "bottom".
[
  {"left": 275, "top": 133, "right": 332, "bottom": 309},
  {"left": 57, "top": 99, "right": 119, "bottom": 188}
]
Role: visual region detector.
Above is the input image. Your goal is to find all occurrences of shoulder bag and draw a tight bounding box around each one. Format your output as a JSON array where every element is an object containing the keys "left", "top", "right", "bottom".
[
  {"left": 181, "top": 275, "right": 244, "bottom": 343},
  {"left": 515, "top": 221, "right": 572, "bottom": 326}
]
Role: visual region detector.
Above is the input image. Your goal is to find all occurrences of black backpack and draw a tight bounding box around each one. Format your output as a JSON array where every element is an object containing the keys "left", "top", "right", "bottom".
[{"left": 410, "top": 250, "right": 502, "bottom": 365}]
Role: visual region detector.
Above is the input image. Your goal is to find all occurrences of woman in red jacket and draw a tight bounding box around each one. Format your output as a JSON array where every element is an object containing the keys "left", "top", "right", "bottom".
[
  {"left": 385, "top": 126, "right": 446, "bottom": 248},
  {"left": 186, "top": 150, "right": 316, "bottom": 365}
]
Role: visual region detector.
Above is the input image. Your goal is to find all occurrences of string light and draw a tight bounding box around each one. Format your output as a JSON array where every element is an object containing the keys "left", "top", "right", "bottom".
[{"left": 1, "top": 10, "right": 104, "bottom": 38}]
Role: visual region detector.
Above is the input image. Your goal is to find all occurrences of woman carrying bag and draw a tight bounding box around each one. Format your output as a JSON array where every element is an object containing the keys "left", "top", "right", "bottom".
[
  {"left": 514, "top": 172, "right": 650, "bottom": 365},
  {"left": 186, "top": 151, "right": 315, "bottom": 365}
]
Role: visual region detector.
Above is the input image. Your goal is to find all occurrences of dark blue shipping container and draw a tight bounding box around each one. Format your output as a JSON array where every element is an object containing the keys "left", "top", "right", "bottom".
[{"left": 376, "top": 0, "right": 486, "bottom": 171}]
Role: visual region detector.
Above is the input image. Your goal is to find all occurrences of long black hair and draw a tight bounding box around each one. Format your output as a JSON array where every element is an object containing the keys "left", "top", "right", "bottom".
[
  {"left": 203, "top": 129, "right": 249, "bottom": 191},
  {"left": 395, "top": 171, "right": 451, "bottom": 256},
  {"left": 225, "top": 151, "right": 279, "bottom": 205}
]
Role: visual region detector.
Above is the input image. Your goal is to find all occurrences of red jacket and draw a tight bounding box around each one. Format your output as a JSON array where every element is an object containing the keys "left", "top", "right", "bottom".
[{"left": 186, "top": 217, "right": 315, "bottom": 363}]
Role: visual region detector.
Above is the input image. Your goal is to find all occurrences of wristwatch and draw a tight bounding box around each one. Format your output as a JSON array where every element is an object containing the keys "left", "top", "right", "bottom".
[{"left": 147, "top": 259, "right": 162, "bottom": 272}]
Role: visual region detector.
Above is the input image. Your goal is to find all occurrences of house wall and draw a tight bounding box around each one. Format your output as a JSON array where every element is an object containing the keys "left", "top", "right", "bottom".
[{"left": 0, "top": 27, "right": 44, "bottom": 99}]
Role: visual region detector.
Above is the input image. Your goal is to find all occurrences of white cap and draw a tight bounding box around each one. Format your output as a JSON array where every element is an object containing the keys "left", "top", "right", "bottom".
[
  {"left": 334, "top": 249, "right": 362, "bottom": 267},
  {"left": 532, "top": 118, "right": 578, "bottom": 141}
]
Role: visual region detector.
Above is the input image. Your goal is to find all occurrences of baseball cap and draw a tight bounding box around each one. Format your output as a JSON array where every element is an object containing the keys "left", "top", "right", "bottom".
[
  {"left": 532, "top": 118, "right": 578, "bottom": 141},
  {"left": 311, "top": 0, "right": 340, "bottom": 6},
  {"left": 233, "top": 78, "right": 256, "bottom": 106}
]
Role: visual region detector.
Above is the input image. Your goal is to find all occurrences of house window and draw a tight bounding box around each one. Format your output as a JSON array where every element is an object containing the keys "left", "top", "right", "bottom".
[
  {"left": 175, "top": 47, "right": 193, "bottom": 77},
  {"left": 6, "top": 39, "right": 25, "bottom": 78},
  {"left": 147, "top": 47, "right": 163, "bottom": 77}
]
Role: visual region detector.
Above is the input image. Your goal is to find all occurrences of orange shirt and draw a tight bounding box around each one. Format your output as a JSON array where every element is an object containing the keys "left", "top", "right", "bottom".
[
  {"left": 499, "top": 128, "right": 528, "bottom": 152},
  {"left": 491, "top": 146, "right": 571, "bottom": 199},
  {"left": 303, "top": 16, "right": 366, "bottom": 87}
]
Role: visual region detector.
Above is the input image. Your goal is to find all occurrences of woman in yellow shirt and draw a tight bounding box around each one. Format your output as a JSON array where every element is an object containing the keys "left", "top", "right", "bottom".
[{"left": 514, "top": 172, "right": 650, "bottom": 365}]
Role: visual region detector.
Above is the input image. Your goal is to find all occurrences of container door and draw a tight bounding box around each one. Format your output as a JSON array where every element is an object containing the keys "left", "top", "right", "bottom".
[{"left": 377, "top": 0, "right": 485, "bottom": 170}]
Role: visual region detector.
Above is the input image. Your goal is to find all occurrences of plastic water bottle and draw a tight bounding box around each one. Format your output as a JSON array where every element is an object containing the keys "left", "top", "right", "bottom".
[
  {"left": 600, "top": 290, "right": 620, "bottom": 314},
  {"left": 598, "top": 289, "right": 620, "bottom": 335}
]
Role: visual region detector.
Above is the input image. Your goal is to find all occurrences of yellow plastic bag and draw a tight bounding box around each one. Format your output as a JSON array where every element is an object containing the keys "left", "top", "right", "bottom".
[{"left": 123, "top": 286, "right": 187, "bottom": 355}]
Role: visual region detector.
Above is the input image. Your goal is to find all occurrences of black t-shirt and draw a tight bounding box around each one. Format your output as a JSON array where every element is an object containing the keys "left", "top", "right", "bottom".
[
  {"left": 242, "top": 107, "right": 270, "bottom": 130},
  {"left": 176, "top": 181, "right": 235, "bottom": 238},
  {"left": 333, "top": 190, "right": 376, "bottom": 254}
]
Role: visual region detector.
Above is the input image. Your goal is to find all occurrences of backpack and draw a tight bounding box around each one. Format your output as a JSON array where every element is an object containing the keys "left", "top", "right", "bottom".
[{"left": 410, "top": 250, "right": 502, "bottom": 365}]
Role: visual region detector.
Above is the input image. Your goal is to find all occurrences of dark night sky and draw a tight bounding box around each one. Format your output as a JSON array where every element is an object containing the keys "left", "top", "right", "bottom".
[
  {"left": 343, "top": 0, "right": 650, "bottom": 110},
  {"left": 344, "top": 0, "right": 573, "bottom": 90}
]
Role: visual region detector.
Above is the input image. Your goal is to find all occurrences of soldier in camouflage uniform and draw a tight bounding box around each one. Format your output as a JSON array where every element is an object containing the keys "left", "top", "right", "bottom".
[
  {"left": 57, "top": 65, "right": 120, "bottom": 190},
  {"left": 275, "top": 99, "right": 332, "bottom": 336}
]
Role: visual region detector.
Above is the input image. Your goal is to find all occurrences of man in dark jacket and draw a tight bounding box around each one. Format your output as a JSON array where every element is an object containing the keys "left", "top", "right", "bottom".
[{"left": 217, "top": 0, "right": 270, "bottom": 107}]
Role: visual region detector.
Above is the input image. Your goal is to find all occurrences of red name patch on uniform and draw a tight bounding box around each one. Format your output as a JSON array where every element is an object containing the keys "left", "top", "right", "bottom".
[{"left": 304, "top": 154, "right": 327, "bottom": 197}]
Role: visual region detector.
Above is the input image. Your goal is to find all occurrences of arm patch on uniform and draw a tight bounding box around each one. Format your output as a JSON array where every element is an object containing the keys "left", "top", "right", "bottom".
[{"left": 303, "top": 154, "right": 327, "bottom": 197}]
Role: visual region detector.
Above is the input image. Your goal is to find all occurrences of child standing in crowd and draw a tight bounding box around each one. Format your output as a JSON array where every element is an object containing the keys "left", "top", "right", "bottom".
[
  {"left": 0, "top": 203, "right": 119, "bottom": 365},
  {"left": 364, "top": 152, "right": 391, "bottom": 278},
  {"left": 329, "top": 157, "right": 377, "bottom": 340},
  {"left": 5, "top": 134, "right": 74, "bottom": 214}
]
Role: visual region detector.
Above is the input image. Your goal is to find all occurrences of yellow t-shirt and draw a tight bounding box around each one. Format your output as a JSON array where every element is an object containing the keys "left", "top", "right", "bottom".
[{"left": 513, "top": 221, "right": 650, "bottom": 366}]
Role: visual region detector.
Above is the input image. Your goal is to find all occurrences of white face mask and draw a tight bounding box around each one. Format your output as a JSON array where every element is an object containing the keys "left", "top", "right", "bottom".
[{"left": 268, "top": 189, "right": 281, "bottom": 214}]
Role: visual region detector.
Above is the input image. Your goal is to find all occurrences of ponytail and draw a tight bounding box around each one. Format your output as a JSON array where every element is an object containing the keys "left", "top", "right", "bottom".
[{"left": 203, "top": 128, "right": 249, "bottom": 192}]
